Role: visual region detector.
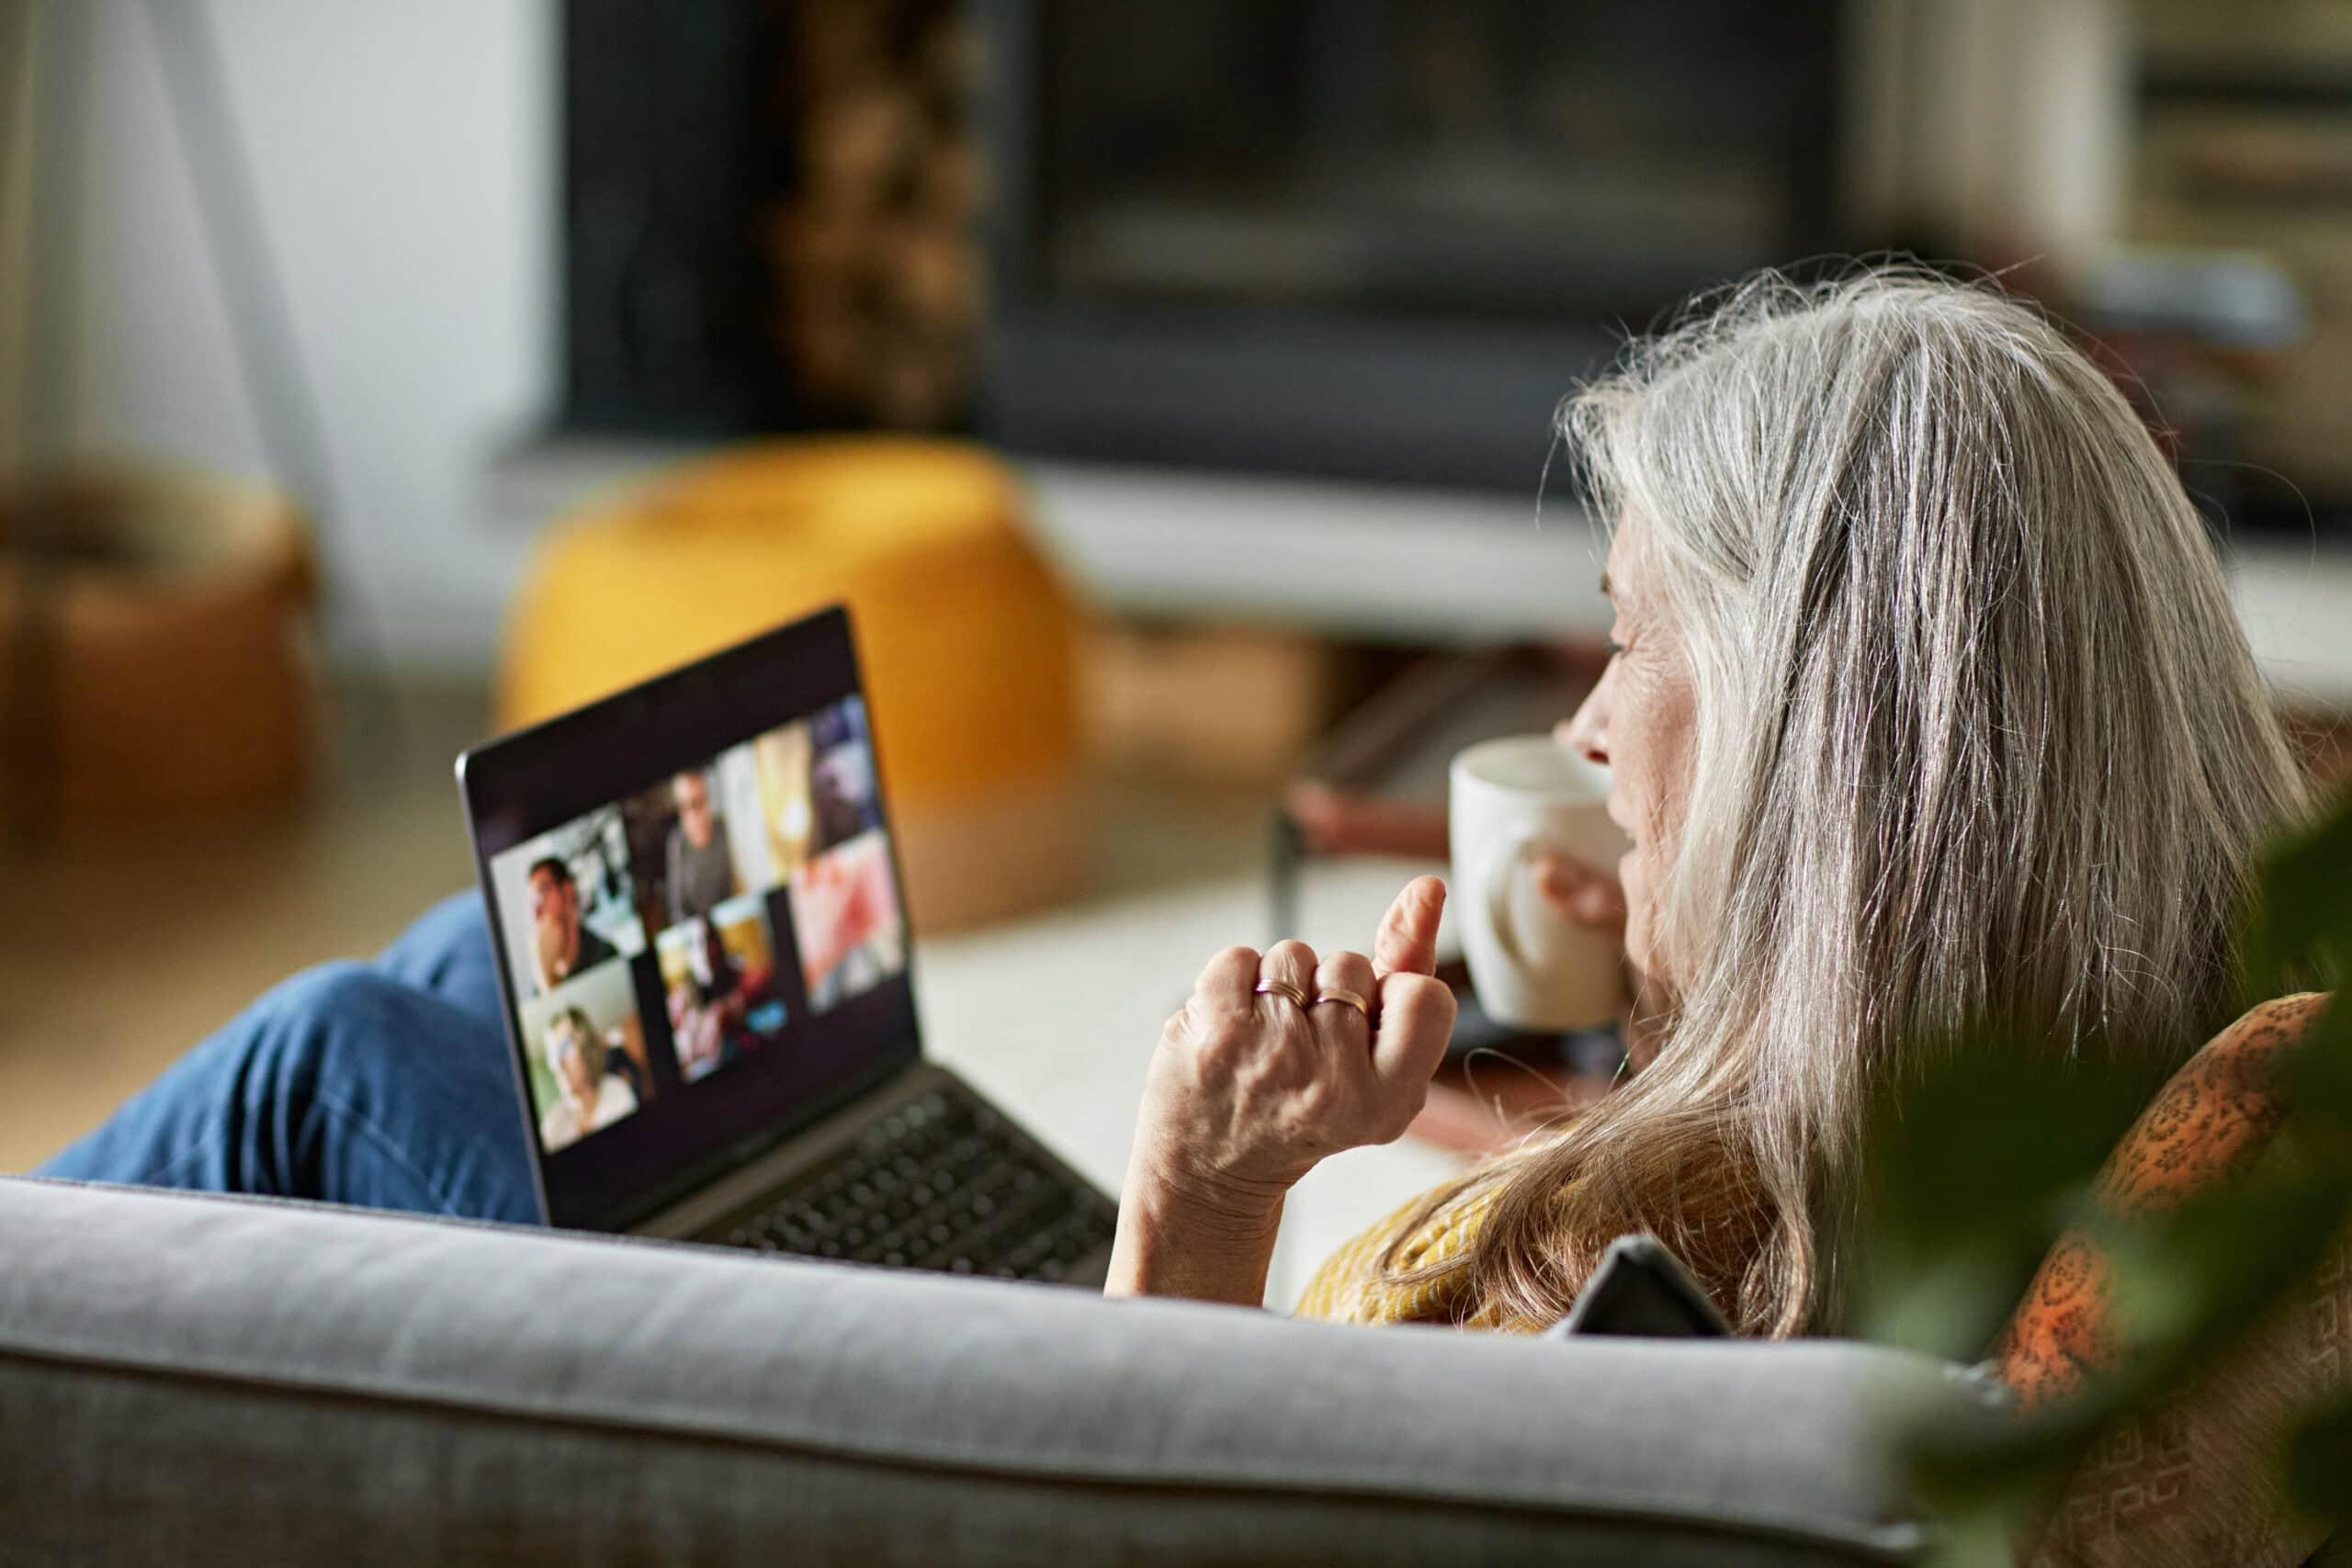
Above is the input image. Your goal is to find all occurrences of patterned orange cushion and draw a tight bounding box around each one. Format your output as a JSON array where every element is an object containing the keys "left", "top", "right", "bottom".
[{"left": 1994, "top": 994, "right": 2347, "bottom": 1566}]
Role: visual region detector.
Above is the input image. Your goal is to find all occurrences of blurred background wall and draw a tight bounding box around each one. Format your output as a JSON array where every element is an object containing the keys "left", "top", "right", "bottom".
[
  {"left": 1847, "top": 0, "right": 2128, "bottom": 261},
  {"left": 1, "top": 0, "right": 32, "bottom": 479},
  {"left": 14, "top": 0, "right": 2352, "bottom": 678},
  {"left": 10, "top": 0, "right": 555, "bottom": 671}
]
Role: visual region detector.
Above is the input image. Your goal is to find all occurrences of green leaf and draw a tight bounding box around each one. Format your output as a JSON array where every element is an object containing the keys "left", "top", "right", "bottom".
[
  {"left": 2095, "top": 1149, "right": 2350, "bottom": 1368},
  {"left": 2285, "top": 1393, "right": 2352, "bottom": 1527},
  {"left": 1918, "top": 1500, "right": 2037, "bottom": 1568},
  {"left": 1857, "top": 1031, "right": 2153, "bottom": 1359},
  {"left": 2241, "top": 786, "right": 2352, "bottom": 1000},
  {"left": 2283, "top": 1004, "right": 2352, "bottom": 1141}
]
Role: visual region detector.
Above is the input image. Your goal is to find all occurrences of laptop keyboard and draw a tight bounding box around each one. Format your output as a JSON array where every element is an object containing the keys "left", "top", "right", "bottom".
[{"left": 708, "top": 1086, "right": 1118, "bottom": 1282}]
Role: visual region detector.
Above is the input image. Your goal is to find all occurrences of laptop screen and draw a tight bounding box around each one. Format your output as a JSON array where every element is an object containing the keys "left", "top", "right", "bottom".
[{"left": 459, "top": 607, "right": 922, "bottom": 1231}]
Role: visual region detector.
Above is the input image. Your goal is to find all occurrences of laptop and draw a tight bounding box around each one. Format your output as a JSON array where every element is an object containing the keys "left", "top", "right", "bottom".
[{"left": 457, "top": 604, "right": 1118, "bottom": 1287}]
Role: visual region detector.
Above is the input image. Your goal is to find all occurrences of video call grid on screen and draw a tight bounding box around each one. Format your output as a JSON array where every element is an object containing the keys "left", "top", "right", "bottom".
[{"left": 460, "top": 609, "right": 921, "bottom": 1230}]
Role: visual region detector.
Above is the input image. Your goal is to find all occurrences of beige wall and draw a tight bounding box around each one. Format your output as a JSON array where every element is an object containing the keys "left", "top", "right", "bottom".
[
  {"left": 1843, "top": 0, "right": 2132, "bottom": 275},
  {"left": 30, "top": 0, "right": 553, "bottom": 671},
  {"left": 0, "top": 0, "right": 32, "bottom": 483}
]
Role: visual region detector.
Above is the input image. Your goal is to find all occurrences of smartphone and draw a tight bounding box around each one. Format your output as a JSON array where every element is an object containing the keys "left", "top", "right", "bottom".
[{"left": 1549, "top": 1234, "right": 1732, "bottom": 1339}]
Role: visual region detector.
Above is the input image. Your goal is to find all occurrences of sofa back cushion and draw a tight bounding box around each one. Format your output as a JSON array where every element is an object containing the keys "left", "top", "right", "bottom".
[{"left": 0, "top": 1178, "right": 2006, "bottom": 1565}]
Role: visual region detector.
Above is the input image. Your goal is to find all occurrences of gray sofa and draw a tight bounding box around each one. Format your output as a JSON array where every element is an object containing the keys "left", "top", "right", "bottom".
[{"left": 0, "top": 1177, "right": 2008, "bottom": 1564}]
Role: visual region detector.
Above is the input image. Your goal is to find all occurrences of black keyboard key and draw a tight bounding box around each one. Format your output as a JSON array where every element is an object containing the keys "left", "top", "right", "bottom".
[{"left": 707, "top": 1084, "right": 1109, "bottom": 1278}]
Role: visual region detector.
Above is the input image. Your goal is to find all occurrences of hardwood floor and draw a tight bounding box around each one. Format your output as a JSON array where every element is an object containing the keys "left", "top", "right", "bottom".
[{"left": 0, "top": 682, "right": 492, "bottom": 1172}]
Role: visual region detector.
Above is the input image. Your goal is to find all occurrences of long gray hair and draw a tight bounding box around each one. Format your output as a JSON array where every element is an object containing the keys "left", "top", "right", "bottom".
[{"left": 1398, "top": 268, "right": 2311, "bottom": 1336}]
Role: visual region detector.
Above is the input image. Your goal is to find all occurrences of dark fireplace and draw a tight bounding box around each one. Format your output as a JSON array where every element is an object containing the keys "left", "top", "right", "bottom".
[
  {"left": 977, "top": 0, "right": 1846, "bottom": 490},
  {"left": 557, "top": 1, "right": 1845, "bottom": 491},
  {"left": 560, "top": 0, "right": 982, "bottom": 439}
]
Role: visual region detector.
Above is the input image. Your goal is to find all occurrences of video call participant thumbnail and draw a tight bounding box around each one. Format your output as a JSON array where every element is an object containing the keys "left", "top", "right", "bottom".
[
  {"left": 665, "top": 911, "right": 783, "bottom": 1081},
  {"left": 538, "top": 1005, "right": 639, "bottom": 1152},
  {"left": 665, "top": 768, "right": 740, "bottom": 924},
  {"left": 790, "top": 830, "right": 904, "bottom": 1012},
  {"left": 808, "top": 698, "right": 882, "bottom": 852},
  {"left": 529, "top": 856, "right": 616, "bottom": 994}
]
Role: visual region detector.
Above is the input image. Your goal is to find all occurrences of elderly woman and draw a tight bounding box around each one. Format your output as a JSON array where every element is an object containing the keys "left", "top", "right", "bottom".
[
  {"left": 36, "top": 269, "right": 2312, "bottom": 1351},
  {"left": 1113, "top": 270, "right": 2312, "bottom": 1339}
]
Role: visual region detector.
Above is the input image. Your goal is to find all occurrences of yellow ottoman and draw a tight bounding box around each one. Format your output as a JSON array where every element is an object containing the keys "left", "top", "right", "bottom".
[{"left": 498, "top": 439, "right": 1086, "bottom": 931}]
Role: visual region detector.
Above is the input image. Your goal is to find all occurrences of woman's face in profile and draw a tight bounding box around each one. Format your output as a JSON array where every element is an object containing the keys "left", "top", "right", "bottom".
[{"left": 1559, "top": 516, "right": 1696, "bottom": 985}]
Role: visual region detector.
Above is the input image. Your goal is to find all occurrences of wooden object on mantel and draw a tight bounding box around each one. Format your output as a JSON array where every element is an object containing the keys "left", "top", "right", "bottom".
[{"left": 770, "top": 0, "right": 981, "bottom": 431}]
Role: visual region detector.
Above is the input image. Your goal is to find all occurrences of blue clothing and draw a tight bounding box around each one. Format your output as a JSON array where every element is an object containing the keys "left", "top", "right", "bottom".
[{"left": 39, "top": 893, "right": 540, "bottom": 1224}]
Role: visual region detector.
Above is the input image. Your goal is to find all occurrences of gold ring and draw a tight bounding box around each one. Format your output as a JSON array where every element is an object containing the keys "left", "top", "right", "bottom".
[
  {"left": 1312, "top": 987, "right": 1371, "bottom": 1018},
  {"left": 1253, "top": 979, "right": 1311, "bottom": 1009}
]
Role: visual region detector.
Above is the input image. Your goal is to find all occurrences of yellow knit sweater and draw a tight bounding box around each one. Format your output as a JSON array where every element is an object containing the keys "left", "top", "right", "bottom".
[
  {"left": 1294, "top": 994, "right": 2324, "bottom": 1344},
  {"left": 1291, "top": 1182, "right": 1546, "bottom": 1332}
]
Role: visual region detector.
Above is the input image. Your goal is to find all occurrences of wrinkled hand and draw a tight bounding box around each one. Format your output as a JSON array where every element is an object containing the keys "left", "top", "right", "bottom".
[
  {"left": 1108, "top": 877, "right": 1458, "bottom": 1303},
  {"left": 1532, "top": 850, "right": 1668, "bottom": 1071},
  {"left": 1532, "top": 851, "right": 1627, "bottom": 932}
]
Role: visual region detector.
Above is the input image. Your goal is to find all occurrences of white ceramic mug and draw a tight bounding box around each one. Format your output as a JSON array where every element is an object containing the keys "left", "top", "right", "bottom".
[{"left": 1449, "top": 735, "right": 1632, "bottom": 1032}]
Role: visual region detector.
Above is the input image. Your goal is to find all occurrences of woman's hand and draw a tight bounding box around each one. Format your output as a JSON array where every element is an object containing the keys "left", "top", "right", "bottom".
[
  {"left": 1105, "top": 876, "right": 1457, "bottom": 1305},
  {"left": 1532, "top": 851, "right": 1628, "bottom": 932},
  {"left": 1532, "top": 852, "right": 1668, "bottom": 1071}
]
